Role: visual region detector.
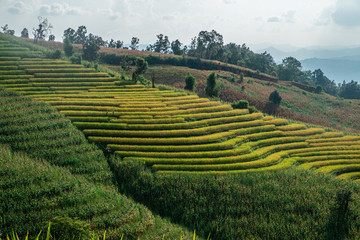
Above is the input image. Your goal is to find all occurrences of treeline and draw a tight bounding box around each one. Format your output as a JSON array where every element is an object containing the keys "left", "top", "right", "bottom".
[{"left": 3, "top": 19, "right": 359, "bottom": 99}]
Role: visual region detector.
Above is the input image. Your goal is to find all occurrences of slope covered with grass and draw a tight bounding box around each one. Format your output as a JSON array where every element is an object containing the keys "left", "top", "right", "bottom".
[
  {"left": 0, "top": 88, "right": 196, "bottom": 239},
  {"left": 2, "top": 33, "right": 360, "bottom": 239}
]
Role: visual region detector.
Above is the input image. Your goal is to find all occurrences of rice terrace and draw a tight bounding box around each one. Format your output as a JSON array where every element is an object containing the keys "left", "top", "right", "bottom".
[{"left": 1, "top": 20, "right": 360, "bottom": 239}]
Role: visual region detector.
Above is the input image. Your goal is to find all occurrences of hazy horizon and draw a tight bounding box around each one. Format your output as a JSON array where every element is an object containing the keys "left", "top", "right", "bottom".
[{"left": 1, "top": 0, "right": 360, "bottom": 49}]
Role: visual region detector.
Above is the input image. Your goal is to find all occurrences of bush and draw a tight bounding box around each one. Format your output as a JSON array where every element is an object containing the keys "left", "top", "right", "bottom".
[
  {"left": 70, "top": 55, "right": 82, "bottom": 64},
  {"left": 137, "top": 75, "right": 151, "bottom": 87},
  {"left": 205, "top": 72, "right": 220, "bottom": 97},
  {"left": 248, "top": 106, "right": 258, "bottom": 113},
  {"left": 239, "top": 73, "right": 244, "bottom": 83},
  {"left": 315, "top": 85, "right": 322, "bottom": 94},
  {"left": 63, "top": 37, "right": 74, "bottom": 57},
  {"left": 269, "top": 90, "right": 282, "bottom": 105},
  {"left": 232, "top": 100, "right": 249, "bottom": 109},
  {"left": 46, "top": 49, "right": 62, "bottom": 59},
  {"left": 184, "top": 72, "right": 196, "bottom": 92}
]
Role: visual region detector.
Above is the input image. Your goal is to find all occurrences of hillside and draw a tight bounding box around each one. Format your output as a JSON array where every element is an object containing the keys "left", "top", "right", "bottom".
[
  {"left": 21, "top": 37, "right": 360, "bottom": 134},
  {"left": 2, "top": 33, "right": 360, "bottom": 239},
  {"left": 102, "top": 64, "right": 360, "bottom": 134},
  {"left": 0, "top": 88, "right": 196, "bottom": 239}
]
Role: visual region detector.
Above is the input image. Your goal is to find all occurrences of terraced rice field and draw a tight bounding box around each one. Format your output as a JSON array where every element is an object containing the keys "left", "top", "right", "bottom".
[{"left": 1, "top": 39, "right": 360, "bottom": 183}]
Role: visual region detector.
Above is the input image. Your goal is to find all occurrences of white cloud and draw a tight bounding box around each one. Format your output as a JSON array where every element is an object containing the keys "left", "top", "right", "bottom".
[
  {"left": 267, "top": 17, "right": 280, "bottom": 23},
  {"left": 223, "top": 0, "right": 238, "bottom": 4},
  {"left": 267, "top": 11, "right": 295, "bottom": 23},
  {"left": 314, "top": 7, "right": 335, "bottom": 26},
  {"left": 7, "top": 1, "right": 34, "bottom": 15},
  {"left": 98, "top": 8, "right": 122, "bottom": 20},
  {"left": 39, "top": 3, "right": 85, "bottom": 16},
  {"left": 332, "top": 0, "right": 360, "bottom": 27},
  {"left": 283, "top": 10, "right": 295, "bottom": 23}
]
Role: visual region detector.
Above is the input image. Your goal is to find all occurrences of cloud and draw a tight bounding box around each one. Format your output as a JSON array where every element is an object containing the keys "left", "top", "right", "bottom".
[
  {"left": 332, "top": 0, "right": 360, "bottom": 27},
  {"left": 267, "top": 11, "right": 295, "bottom": 23},
  {"left": 39, "top": 3, "right": 84, "bottom": 16},
  {"left": 98, "top": 8, "right": 122, "bottom": 20},
  {"left": 283, "top": 10, "right": 295, "bottom": 23},
  {"left": 267, "top": 17, "right": 280, "bottom": 23},
  {"left": 7, "top": 1, "right": 33, "bottom": 15},
  {"left": 162, "top": 15, "right": 175, "bottom": 21},
  {"left": 314, "top": 7, "right": 334, "bottom": 26},
  {"left": 223, "top": 0, "right": 238, "bottom": 4}
]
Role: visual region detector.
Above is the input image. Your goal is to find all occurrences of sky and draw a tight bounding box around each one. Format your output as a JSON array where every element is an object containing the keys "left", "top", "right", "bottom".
[{"left": 1, "top": 0, "right": 360, "bottom": 50}]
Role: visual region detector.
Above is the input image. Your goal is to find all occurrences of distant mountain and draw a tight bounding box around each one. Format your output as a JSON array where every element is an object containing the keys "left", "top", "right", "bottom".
[
  {"left": 256, "top": 46, "right": 360, "bottom": 84},
  {"left": 259, "top": 46, "right": 360, "bottom": 63},
  {"left": 301, "top": 58, "right": 360, "bottom": 84}
]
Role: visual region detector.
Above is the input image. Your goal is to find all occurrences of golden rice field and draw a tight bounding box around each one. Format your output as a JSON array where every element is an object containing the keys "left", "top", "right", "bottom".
[{"left": 1, "top": 39, "right": 360, "bottom": 183}]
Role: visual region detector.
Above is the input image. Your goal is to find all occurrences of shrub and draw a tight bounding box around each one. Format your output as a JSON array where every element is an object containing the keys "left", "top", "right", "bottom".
[
  {"left": 46, "top": 49, "right": 62, "bottom": 59},
  {"left": 248, "top": 106, "right": 258, "bottom": 113},
  {"left": 269, "top": 90, "right": 282, "bottom": 105},
  {"left": 63, "top": 37, "right": 74, "bottom": 57},
  {"left": 184, "top": 72, "right": 196, "bottom": 92},
  {"left": 70, "top": 55, "right": 82, "bottom": 64},
  {"left": 137, "top": 75, "right": 151, "bottom": 87},
  {"left": 232, "top": 100, "right": 249, "bottom": 109},
  {"left": 205, "top": 72, "right": 220, "bottom": 97}
]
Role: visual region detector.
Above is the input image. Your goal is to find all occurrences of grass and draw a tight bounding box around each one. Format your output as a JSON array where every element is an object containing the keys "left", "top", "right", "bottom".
[{"left": 2, "top": 33, "right": 360, "bottom": 239}]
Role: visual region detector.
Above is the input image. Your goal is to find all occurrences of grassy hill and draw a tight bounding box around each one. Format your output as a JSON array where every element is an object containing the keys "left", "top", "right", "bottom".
[
  {"left": 0, "top": 88, "right": 196, "bottom": 239},
  {"left": 1, "top": 33, "right": 360, "bottom": 239}
]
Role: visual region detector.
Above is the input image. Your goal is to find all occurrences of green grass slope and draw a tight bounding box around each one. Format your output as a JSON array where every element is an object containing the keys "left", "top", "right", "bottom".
[
  {"left": 0, "top": 143, "right": 196, "bottom": 240},
  {"left": 2, "top": 33, "right": 360, "bottom": 239},
  {"left": 1, "top": 34, "right": 360, "bottom": 181}
]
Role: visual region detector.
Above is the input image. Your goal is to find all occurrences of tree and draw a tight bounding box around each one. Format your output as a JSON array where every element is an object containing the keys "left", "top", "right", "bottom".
[
  {"left": 63, "top": 27, "right": 76, "bottom": 43},
  {"left": 197, "top": 30, "right": 224, "bottom": 59},
  {"left": 171, "top": 39, "right": 183, "bottom": 55},
  {"left": 152, "top": 34, "right": 170, "bottom": 53},
  {"left": 115, "top": 40, "right": 123, "bottom": 49},
  {"left": 74, "top": 25, "right": 87, "bottom": 44},
  {"left": 21, "top": 28, "right": 29, "bottom": 38},
  {"left": 130, "top": 37, "right": 139, "bottom": 50},
  {"left": 48, "top": 34, "right": 55, "bottom": 41},
  {"left": 33, "top": 16, "right": 53, "bottom": 43},
  {"left": 269, "top": 90, "right": 282, "bottom": 105},
  {"left": 1, "top": 24, "right": 15, "bottom": 35},
  {"left": 63, "top": 37, "right": 75, "bottom": 57},
  {"left": 184, "top": 72, "right": 196, "bottom": 91},
  {"left": 232, "top": 100, "right": 249, "bottom": 109},
  {"left": 87, "top": 33, "right": 106, "bottom": 46},
  {"left": 108, "top": 39, "right": 116, "bottom": 48},
  {"left": 132, "top": 57, "right": 148, "bottom": 82},
  {"left": 82, "top": 39, "right": 100, "bottom": 62},
  {"left": 277, "top": 56, "right": 302, "bottom": 82},
  {"left": 205, "top": 72, "right": 220, "bottom": 97}
]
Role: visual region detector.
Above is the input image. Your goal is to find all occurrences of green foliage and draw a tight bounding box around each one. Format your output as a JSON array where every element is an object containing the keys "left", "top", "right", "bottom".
[
  {"left": 231, "top": 100, "right": 249, "bottom": 109},
  {"left": 269, "top": 90, "right": 282, "bottom": 105},
  {"left": 339, "top": 80, "right": 360, "bottom": 99},
  {"left": 111, "top": 160, "right": 360, "bottom": 240},
  {"left": 132, "top": 57, "right": 148, "bottom": 82},
  {"left": 50, "top": 216, "right": 91, "bottom": 240},
  {"left": 184, "top": 72, "right": 196, "bottom": 91},
  {"left": 45, "top": 49, "right": 62, "bottom": 59},
  {"left": 137, "top": 75, "right": 151, "bottom": 87},
  {"left": 63, "top": 37, "right": 75, "bottom": 57},
  {"left": 20, "top": 28, "right": 29, "bottom": 38},
  {"left": 315, "top": 85, "right": 322, "bottom": 94},
  {"left": 325, "top": 190, "right": 357, "bottom": 240},
  {"left": 82, "top": 39, "right": 100, "bottom": 62},
  {"left": 205, "top": 72, "right": 220, "bottom": 97}
]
